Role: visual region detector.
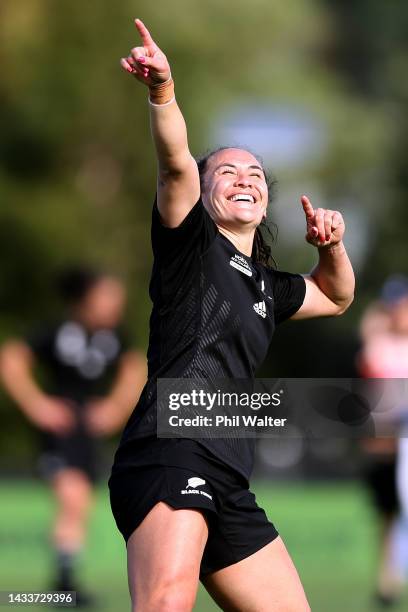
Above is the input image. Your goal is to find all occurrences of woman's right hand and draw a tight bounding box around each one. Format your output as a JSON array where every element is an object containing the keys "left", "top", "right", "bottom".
[
  {"left": 121, "top": 19, "right": 171, "bottom": 87},
  {"left": 27, "top": 395, "right": 76, "bottom": 435}
]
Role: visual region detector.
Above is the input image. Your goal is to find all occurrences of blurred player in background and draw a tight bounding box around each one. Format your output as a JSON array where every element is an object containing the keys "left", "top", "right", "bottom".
[
  {"left": 358, "top": 275, "right": 408, "bottom": 607},
  {"left": 0, "top": 266, "right": 146, "bottom": 606}
]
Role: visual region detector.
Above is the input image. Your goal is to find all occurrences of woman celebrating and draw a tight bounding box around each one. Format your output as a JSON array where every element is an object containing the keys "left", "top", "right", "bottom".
[{"left": 109, "top": 18, "right": 354, "bottom": 611}]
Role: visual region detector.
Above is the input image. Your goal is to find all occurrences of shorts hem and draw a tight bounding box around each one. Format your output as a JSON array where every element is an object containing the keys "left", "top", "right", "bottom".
[
  {"left": 123, "top": 494, "right": 217, "bottom": 546},
  {"left": 199, "top": 528, "right": 279, "bottom": 577},
  {"left": 39, "top": 463, "right": 98, "bottom": 484}
]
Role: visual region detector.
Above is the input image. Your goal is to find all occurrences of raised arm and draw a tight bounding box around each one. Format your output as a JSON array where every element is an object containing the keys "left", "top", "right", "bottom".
[
  {"left": 121, "top": 19, "right": 200, "bottom": 227},
  {"left": 292, "top": 195, "right": 355, "bottom": 318}
]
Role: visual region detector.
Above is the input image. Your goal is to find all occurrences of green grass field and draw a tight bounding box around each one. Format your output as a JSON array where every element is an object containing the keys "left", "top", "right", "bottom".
[{"left": 0, "top": 479, "right": 406, "bottom": 611}]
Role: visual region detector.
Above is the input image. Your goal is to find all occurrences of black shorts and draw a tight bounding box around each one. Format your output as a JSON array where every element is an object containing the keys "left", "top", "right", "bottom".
[
  {"left": 364, "top": 459, "right": 399, "bottom": 517},
  {"left": 108, "top": 439, "right": 278, "bottom": 576},
  {"left": 37, "top": 429, "right": 101, "bottom": 484}
]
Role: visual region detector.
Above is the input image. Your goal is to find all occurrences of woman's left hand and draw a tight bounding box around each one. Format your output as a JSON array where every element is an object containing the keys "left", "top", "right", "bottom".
[{"left": 301, "top": 195, "right": 345, "bottom": 248}]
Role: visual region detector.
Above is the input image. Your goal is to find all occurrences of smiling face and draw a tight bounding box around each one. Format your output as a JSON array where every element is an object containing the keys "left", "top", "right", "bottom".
[{"left": 200, "top": 148, "right": 269, "bottom": 230}]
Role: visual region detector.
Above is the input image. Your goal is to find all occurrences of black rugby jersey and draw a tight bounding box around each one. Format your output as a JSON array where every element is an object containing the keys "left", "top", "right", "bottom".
[
  {"left": 116, "top": 198, "right": 306, "bottom": 478},
  {"left": 27, "top": 321, "right": 129, "bottom": 404}
]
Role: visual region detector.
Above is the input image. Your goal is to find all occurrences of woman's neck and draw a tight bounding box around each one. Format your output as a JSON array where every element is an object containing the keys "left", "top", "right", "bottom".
[{"left": 217, "top": 225, "right": 255, "bottom": 257}]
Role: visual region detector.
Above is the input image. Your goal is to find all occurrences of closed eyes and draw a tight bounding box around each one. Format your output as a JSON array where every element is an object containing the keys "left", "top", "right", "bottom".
[{"left": 220, "top": 170, "right": 262, "bottom": 178}]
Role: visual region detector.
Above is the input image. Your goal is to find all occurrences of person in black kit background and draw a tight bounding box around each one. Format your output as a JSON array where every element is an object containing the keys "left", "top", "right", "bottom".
[
  {"left": 357, "top": 279, "right": 408, "bottom": 607},
  {"left": 110, "top": 18, "right": 355, "bottom": 612},
  {"left": 0, "top": 267, "right": 146, "bottom": 606}
]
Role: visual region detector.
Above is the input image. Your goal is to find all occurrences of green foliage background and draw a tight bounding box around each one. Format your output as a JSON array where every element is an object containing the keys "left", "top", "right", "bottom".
[{"left": 1, "top": 0, "right": 408, "bottom": 462}]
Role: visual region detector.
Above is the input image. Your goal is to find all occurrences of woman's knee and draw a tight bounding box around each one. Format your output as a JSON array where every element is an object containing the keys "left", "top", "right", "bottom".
[
  {"left": 52, "top": 469, "right": 93, "bottom": 515},
  {"left": 132, "top": 577, "right": 197, "bottom": 612}
]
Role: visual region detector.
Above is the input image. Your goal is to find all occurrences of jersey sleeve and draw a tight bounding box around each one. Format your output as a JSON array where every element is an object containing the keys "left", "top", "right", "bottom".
[
  {"left": 151, "top": 197, "right": 218, "bottom": 262},
  {"left": 268, "top": 270, "right": 306, "bottom": 325}
]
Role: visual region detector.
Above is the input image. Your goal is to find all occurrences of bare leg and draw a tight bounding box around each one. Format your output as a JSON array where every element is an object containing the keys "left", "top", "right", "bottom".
[
  {"left": 376, "top": 515, "right": 404, "bottom": 602},
  {"left": 127, "top": 502, "right": 208, "bottom": 612},
  {"left": 202, "top": 536, "right": 310, "bottom": 612},
  {"left": 51, "top": 468, "right": 94, "bottom": 552}
]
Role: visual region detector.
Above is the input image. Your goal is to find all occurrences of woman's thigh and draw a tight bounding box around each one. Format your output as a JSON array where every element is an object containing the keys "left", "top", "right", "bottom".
[
  {"left": 202, "top": 536, "right": 310, "bottom": 612},
  {"left": 127, "top": 501, "right": 208, "bottom": 609}
]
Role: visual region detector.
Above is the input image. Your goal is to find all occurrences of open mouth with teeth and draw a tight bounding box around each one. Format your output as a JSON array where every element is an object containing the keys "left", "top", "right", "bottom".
[{"left": 228, "top": 194, "right": 256, "bottom": 204}]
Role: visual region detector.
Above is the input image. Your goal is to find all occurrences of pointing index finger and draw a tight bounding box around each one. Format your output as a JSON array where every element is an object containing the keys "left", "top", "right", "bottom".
[
  {"left": 135, "top": 18, "right": 155, "bottom": 48},
  {"left": 301, "top": 195, "right": 315, "bottom": 219}
]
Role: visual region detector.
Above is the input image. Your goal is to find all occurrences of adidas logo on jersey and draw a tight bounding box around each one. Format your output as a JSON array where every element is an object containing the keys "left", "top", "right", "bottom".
[
  {"left": 230, "top": 254, "right": 252, "bottom": 277},
  {"left": 253, "top": 301, "right": 267, "bottom": 318}
]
